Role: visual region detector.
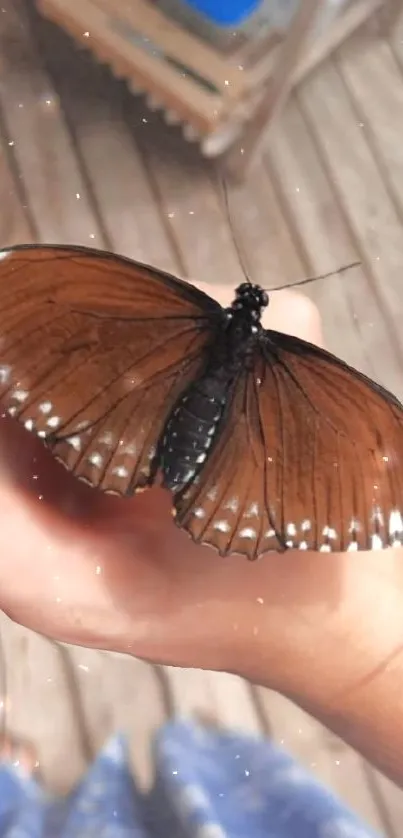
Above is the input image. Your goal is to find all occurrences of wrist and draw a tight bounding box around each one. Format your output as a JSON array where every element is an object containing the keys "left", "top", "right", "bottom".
[
  {"left": 225, "top": 548, "right": 401, "bottom": 677},
  {"left": 225, "top": 547, "right": 403, "bottom": 783}
]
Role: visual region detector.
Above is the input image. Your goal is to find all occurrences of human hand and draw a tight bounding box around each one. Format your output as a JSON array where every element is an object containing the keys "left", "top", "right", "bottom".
[
  {"left": 1, "top": 283, "right": 403, "bottom": 786},
  {"left": 0, "top": 283, "right": 324, "bottom": 669}
]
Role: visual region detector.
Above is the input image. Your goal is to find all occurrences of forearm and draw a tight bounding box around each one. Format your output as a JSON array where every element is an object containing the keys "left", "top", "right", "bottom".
[{"left": 230, "top": 548, "right": 403, "bottom": 786}]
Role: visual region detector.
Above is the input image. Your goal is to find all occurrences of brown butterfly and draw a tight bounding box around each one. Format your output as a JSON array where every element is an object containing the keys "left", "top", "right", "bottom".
[{"left": 0, "top": 243, "right": 401, "bottom": 559}]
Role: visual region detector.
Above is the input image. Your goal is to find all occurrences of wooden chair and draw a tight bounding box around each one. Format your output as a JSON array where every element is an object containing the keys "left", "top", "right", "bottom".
[{"left": 37, "top": 0, "right": 400, "bottom": 179}]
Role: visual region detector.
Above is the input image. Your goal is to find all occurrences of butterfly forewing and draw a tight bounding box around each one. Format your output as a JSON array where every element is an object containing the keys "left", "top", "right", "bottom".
[
  {"left": 175, "top": 332, "right": 403, "bottom": 558},
  {"left": 0, "top": 245, "right": 221, "bottom": 493}
]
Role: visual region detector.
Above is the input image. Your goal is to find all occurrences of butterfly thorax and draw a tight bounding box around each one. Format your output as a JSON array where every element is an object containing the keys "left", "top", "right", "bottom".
[{"left": 159, "top": 283, "right": 268, "bottom": 493}]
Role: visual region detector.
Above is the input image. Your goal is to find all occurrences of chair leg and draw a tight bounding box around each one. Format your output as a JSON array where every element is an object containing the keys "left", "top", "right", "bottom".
[{"left": 222, "top": 0, "right": 324, "bottom": 183}]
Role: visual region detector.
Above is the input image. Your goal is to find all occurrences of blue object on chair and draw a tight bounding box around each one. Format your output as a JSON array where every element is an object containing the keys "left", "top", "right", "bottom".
[{"left": 182, "top": 0, "right": 262, "bottom": 26}]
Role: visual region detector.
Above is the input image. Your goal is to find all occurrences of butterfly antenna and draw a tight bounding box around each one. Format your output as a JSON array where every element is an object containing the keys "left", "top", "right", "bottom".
[
  {"left": 268, "top": 261, "right": 361, "bottom": 292},
  {"left": 220, "top": 177, "right": 252, "bottom": 285}
]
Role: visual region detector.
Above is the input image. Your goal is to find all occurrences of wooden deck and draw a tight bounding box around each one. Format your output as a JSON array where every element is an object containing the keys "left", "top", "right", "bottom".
[{"left": 1, "top": 0, "right": 403, "bottom": 833}]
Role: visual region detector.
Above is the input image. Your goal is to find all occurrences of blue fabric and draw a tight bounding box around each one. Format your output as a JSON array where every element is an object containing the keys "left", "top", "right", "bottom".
[
  {"left": 0, "top": 721, "right": 384, "bottom": 837},
  {"left": 181, "top": 0, "right": 262, "bottom": 26}
]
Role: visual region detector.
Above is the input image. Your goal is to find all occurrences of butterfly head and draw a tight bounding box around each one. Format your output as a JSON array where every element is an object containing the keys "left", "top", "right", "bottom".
[{"left": 232, "top": 282, "right": 269, "bottom": 322}]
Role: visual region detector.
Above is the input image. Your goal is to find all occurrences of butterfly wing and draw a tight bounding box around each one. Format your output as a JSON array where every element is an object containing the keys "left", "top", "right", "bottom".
[
  {"left": 174, "top": 330, "right": 403, "bottom": 558},
  {"left": 0, "top": 244, "right": 221, "bottom": 493}
]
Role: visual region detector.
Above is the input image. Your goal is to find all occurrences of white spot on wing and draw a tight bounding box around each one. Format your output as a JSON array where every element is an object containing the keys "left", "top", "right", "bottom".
[
  {"left": 245, "top": 502, "right": 259, "bottom": 517},
  {"left": 24, "top": 419, "right": 34, "bottom": 431},
  {"left": 89, "top": 452, "right": 103, "bottom": 468},
  {"left": 67, "top": 435, "right": 81, "bottom": 451},
  {"left": 12, "top": 389, "right": 28, "bottom": 402},
  {"left": 76, "top": 420, "right": 91, "bottom": 431},
  {"left": 39, "top": 401, "right": 52, "bottom": 415},
  {"left": 112, "top": 465, "right": 129, "bottom": 479},
  {"left": 213, "top": 519, "right": 231, "bottom": 533},
  {"left": 193, "top": 507, "right": 206, "bottom": 519},
  {"left": 389, "top": 509, "right": 403, "bottom": 535},
  {"left": 322, "top": 525, "right": 337, "bottom": 540},
  {"left": 120, "top": 442, "right": 137, "bottom": 456},
  {"left": 239, "top": 527, "right": 256, "bottom": 539},
  {"left": 347, "top": 541, "right": 358, "bottom": 552},
  {"left": 0, "top": 251, "right": 11, "bottom": 262},
  {"left": 224, "top": 497, "right": 239, "bottom": 513},
  {"left": 0, "top": 365, "right": 11, "bottom": 384},
  {"left": 348, "top": 518, "right": 360, "bottom": 534},
  {"left": 372, "top": 506, "right": 384, "bottom": 526},
  {"left": 47, "top": 415, "right": 61, "bottom": 428}
]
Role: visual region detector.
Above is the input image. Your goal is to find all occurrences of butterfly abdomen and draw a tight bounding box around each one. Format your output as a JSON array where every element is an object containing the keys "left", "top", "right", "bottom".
[{"left": 160, "top": 370, "right": 232, "bottom": 492}]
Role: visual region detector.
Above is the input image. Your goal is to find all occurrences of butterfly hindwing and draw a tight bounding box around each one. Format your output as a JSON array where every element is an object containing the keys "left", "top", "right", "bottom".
[{"left": 175, "top": 331, "right": 403, "bottom": 557}]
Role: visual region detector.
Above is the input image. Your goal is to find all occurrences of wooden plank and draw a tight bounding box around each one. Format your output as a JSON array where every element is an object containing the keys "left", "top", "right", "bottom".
[
  {"left": 0, "top": 136, "right": 33, "bottom": 246},
  {"left": 0, "top": 0, "right": 104, "bottom": 246},
  {"left": 256, "top": 688, "right": 388, "bottom": 835},
  {"left": 336, "top": 29, "right": 403, "bottom": 223},
  {"left": 130, "top": 106, "right": 305, "bottom": 289},
  {"left": 0, "top": 615, "right": 89, "bottom": 794},
  {"left": 265, "top": 101, "right": 364, "bottom": 372},
  {"left": 221, "top": 164, "right": 305, "bottom": 288},
  {"left": 265, "top": 96, "right": 403, "bottom": 400},
  {"left": 29, "top": 6, "right": 178, "bottom": 271},
  {"left": 63, "top": 647, "right": 168, "bottom": 789},
  {"left": 297, "top": 57, "right": 403, "bottom": 365},
  {"left": 129, "top": 122, "right": 248, "bottom": 285}
]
